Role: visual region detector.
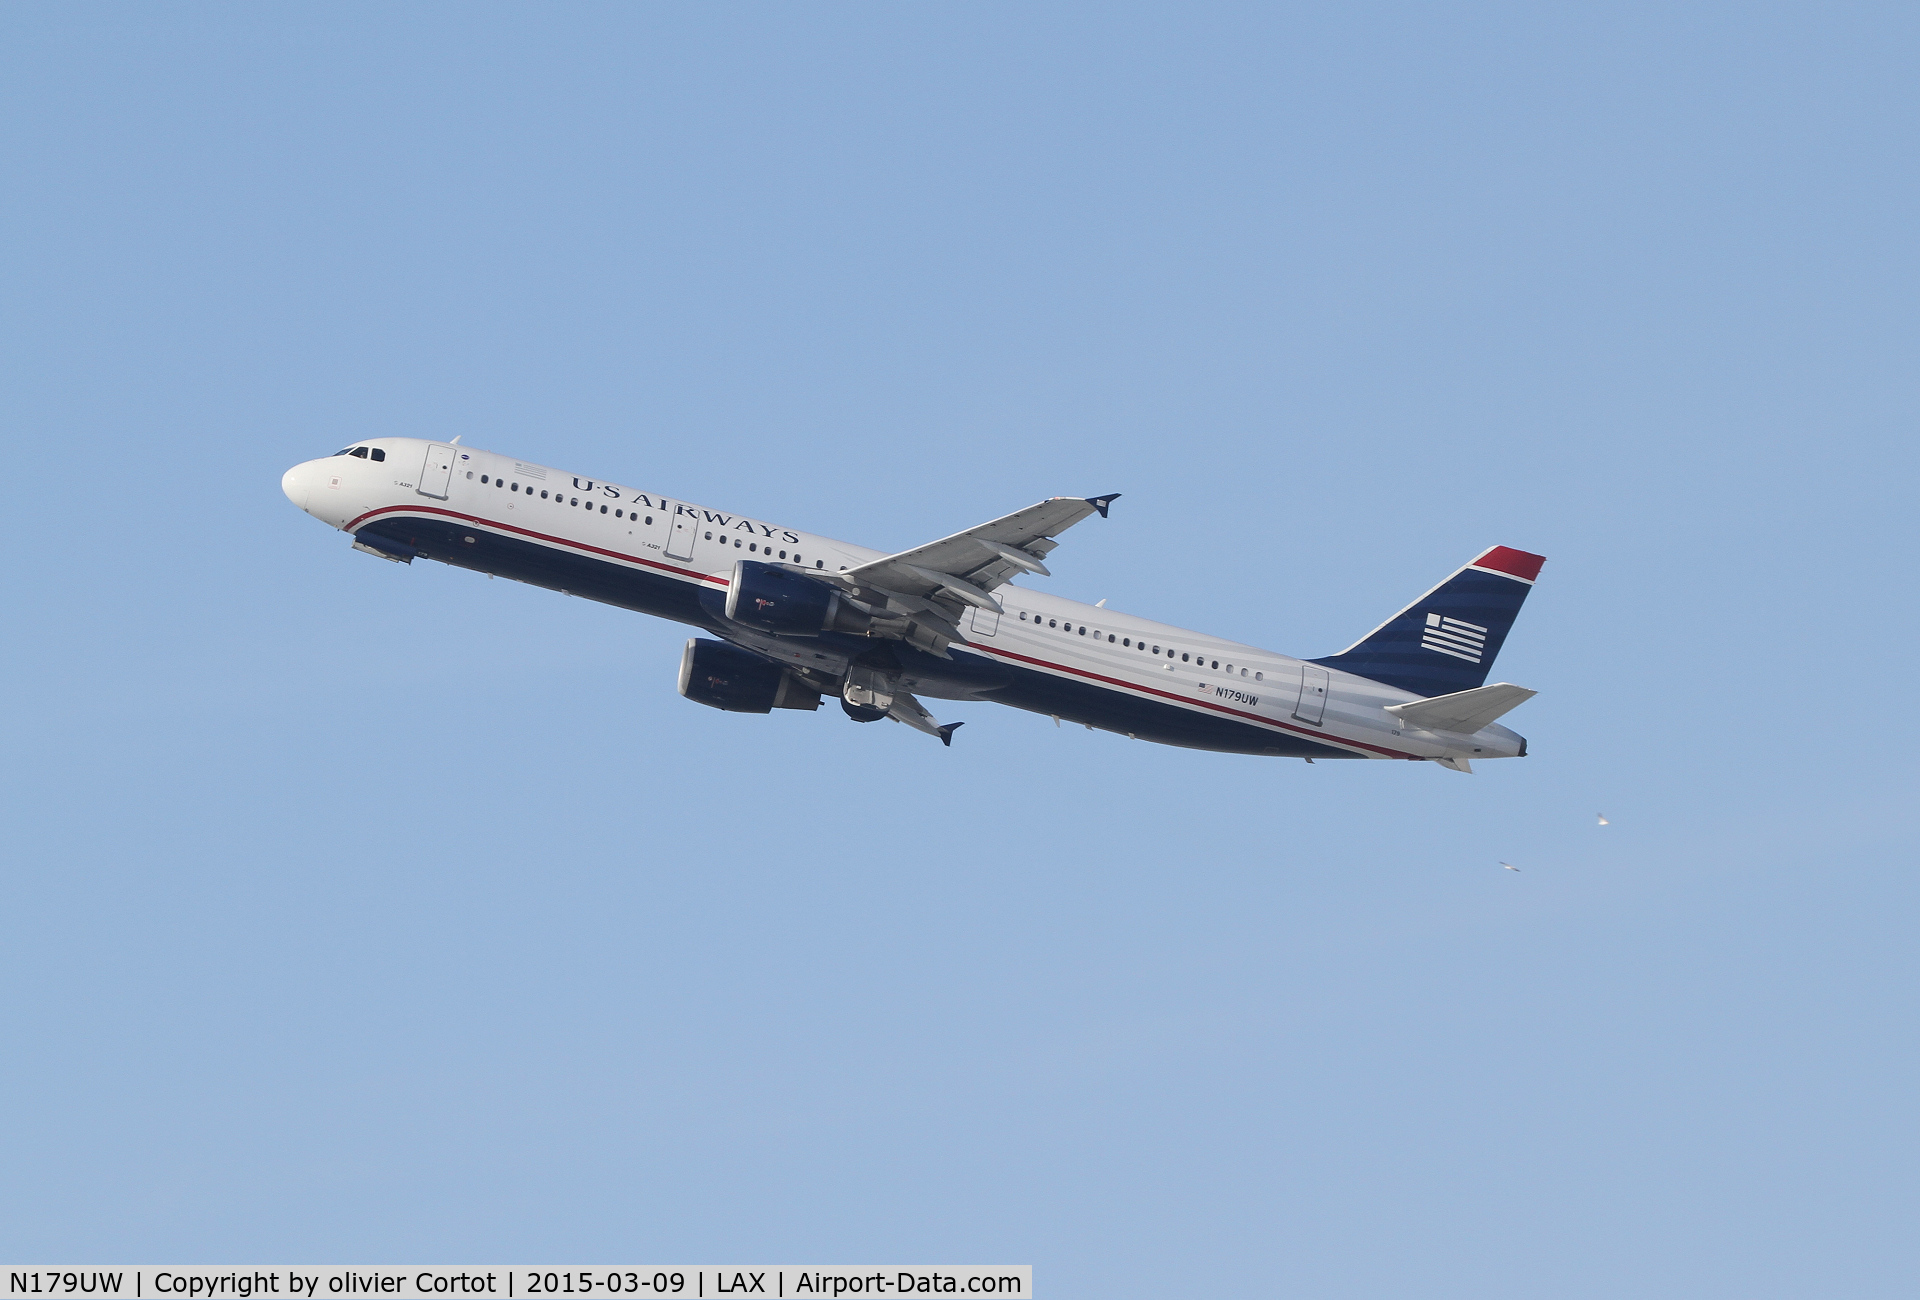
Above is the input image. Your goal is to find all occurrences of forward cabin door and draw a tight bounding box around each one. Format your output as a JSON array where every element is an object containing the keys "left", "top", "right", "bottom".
[
  {"left": 416, "top": 445, "right": 456, "bottom": 500},
  {"left": 664, "top": 505, "right": 698, "bottom": 561},
  {"left": 1294, "top": 665, "right": 1329, "bottom": 726}
]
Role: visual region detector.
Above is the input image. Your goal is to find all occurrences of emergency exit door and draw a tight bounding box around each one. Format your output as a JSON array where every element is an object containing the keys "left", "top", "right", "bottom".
[{"left": 1294, "top": 665, "right": 1329, "bottom": 726}]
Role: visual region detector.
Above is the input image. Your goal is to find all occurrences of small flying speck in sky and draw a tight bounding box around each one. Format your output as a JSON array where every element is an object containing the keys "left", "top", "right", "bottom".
[
  {"left": 1597, "top": 813, "right": 1610, "bottom": 826},
  {"left": 1501, "top": 862, "right": 1521, "bottom": 871}
]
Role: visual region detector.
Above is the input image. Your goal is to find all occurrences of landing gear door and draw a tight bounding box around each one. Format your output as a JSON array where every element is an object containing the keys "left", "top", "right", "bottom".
[
  {"left": 1294, "top": 665, "right": 1329, "bottom": 726},
  {"left": 665, "top": 505, "right": 698, "bottom": 561},
  {"left": 417, "top": 445, "right": 456, "bottom": 500}
]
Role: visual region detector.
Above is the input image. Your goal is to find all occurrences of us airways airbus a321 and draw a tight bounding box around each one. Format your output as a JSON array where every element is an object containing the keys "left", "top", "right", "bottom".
[{"left": 281, "top": 439, "right": 1546, "bottom": 770}]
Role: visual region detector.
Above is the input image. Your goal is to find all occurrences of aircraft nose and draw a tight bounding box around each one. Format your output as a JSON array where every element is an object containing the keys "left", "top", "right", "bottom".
[{"left": 281, "top": 461, "right": 312, "bottom": 510}]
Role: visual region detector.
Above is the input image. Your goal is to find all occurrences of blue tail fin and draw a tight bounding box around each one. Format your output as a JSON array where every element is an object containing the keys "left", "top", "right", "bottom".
[{"left": 1312, "top": 546, "right": 1545, "bottom": 698}]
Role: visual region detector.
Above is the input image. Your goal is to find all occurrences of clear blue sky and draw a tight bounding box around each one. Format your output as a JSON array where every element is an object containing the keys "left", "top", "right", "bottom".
[{"left": 3, "top": 4, "right": 1916, "bottom": 1295}]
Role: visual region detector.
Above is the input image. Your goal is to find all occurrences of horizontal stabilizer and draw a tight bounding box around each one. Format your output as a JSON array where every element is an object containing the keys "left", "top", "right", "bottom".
[{"left": 1386, "top": 683, "right": 1537, "bottom": 734}]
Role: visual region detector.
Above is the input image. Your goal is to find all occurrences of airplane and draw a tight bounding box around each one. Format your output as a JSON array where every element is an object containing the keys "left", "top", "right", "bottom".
[{"left": 281, "top": 438, "right": 1546, "bottom": 770}]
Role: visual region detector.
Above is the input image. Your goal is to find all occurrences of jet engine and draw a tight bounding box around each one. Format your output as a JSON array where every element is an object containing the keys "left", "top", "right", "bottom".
[
  {"left": 724, "top": 560, "right": 871, "bottom": 636},
  {"left": 677, "top": 638, "right": 821, "bottom": 713}
]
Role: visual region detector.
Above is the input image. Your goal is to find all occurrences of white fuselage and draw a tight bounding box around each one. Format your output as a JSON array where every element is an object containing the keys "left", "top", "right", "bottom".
[{"left": 282, "top": 437, "right": 1525, "bottom": 764}]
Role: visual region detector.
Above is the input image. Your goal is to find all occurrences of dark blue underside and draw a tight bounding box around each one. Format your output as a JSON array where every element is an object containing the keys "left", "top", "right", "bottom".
[{"left": 359, "top": 514, "right": 1360, "bottom": 758}]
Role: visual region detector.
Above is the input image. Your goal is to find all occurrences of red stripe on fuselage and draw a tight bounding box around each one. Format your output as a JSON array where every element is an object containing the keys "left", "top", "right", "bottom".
[
  {"left": 968, "top": 643, "right": 1420, "bottom": 760},
  {"left": 343, "top": 505, "right": 725, "bottom": 586},
  {"left": 346, "top": 504, "right": 1420, "bottom": 760}
]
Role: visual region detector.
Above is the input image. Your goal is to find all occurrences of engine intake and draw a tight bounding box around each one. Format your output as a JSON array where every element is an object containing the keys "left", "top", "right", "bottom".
[
  {"left": 724, "top": 560, "right": 870, "bottom": 636},
  {"left": 677, "top": 638, "right": 820, "bottom": 713}
]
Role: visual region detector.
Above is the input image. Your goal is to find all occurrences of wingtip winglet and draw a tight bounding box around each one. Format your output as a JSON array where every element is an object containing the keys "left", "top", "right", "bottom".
[
  {"left": 1086, "top": 493, "right": 1120, "bottom": 518},
  {"left": 938, "top": 721, "right": 964, "bottom": 747}
]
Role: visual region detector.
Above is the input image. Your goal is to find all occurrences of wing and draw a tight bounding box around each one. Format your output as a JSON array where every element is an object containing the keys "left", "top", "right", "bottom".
[{"left": 823, "top": 494, "right": 1118, "bottom": 655}]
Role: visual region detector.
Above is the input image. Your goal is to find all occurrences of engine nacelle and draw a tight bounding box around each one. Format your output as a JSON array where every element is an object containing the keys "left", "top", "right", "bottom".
[
  {"left": 677, "top": 638, "right": 820, "bottom": 713},
  {"left": 724, "top": 560, "right": 869, "bottom": 636}
]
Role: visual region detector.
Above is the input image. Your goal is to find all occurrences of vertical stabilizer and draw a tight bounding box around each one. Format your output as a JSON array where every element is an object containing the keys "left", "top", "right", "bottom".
[{"left": 1313, "top": 546, "right": 1545, "bottom": 698}]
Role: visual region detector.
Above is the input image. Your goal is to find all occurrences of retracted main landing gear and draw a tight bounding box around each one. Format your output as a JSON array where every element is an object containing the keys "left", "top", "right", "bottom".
[{"left": 840, "top": 663, "right": 964, "bottom": 746}]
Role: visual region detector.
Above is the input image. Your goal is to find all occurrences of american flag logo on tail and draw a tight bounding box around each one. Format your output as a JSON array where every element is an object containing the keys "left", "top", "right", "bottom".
[{"left": 1422, "top": 612, "right": 1487, "bottom": 663}]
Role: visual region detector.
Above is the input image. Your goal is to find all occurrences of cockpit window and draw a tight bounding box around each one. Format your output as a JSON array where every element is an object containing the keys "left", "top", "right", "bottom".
[
  {"left": 334, "top": 448, "right": 352, "bottom": 456},
  {"left": 369, "top": 448, "right": 385, "bottom": 461},
  {"left": 350, "top": 447, "right": 369, "bottom": 458}
]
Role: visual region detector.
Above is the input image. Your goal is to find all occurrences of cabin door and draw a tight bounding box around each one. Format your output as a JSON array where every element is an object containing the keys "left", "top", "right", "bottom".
[
  {"left": 416, "top": 445, "right": 456, "bottom": 500},
  {"left": 1294, "top": 665, "right": 1329, "bottom": 726}
]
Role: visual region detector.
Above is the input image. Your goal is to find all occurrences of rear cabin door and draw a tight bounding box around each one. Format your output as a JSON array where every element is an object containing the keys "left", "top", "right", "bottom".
[
  {"left": 1294, "top": 665, "right": 1329, "bottom": 726},
  {"left": 416, "top": 445, "right": 456, "bottom": 499},
  {"left": 664, "top": 505, "right": 699, "bottom": 561}
]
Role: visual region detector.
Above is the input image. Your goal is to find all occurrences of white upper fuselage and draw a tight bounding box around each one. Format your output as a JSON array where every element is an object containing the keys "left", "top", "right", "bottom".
[{"left": 281, "top": 437, "right": 1526, "bottom": 764}]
